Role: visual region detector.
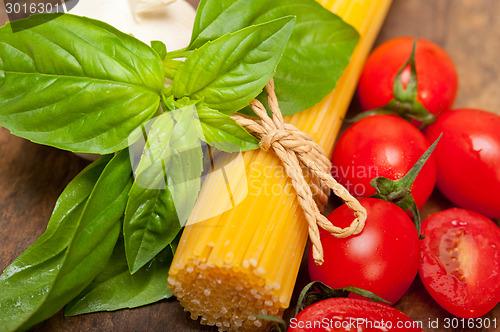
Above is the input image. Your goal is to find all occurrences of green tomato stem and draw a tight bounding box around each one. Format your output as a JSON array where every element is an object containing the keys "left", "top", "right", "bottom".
[{"left": 370, "top": 134, "right": 442, "bottom": 235}]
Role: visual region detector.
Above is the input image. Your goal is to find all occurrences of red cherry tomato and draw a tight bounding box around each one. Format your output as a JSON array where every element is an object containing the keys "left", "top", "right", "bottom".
[
  {"left": 426, "top": 108, "right": 500, "bottom": 218},
  {"left": 289, "top": 298, "right": 423, "bottom": 331},
  {"left": 419, "top": 208, "right": 500, "bottom": 318},
  {"left": 358, "top": 37, "right": 458, "bottom": 118},
  {"left": 308, "top": 198, "right": 420, "bottom": 304},
  {"left": 332, "top": 115, "right": 436, "bottom": 209}
]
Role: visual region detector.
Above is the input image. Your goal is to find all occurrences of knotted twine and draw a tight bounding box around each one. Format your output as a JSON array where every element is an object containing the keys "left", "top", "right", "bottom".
[{"left": 231, "top": 79, "right": 367, "bottom": 265}]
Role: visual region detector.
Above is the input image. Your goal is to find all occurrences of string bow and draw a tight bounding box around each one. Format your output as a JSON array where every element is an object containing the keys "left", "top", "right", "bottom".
[{"left": 231, "top": 79, "right": 367, "bottom": 265}]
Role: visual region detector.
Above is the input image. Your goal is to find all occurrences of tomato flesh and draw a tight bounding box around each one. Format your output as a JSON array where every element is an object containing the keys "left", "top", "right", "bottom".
[
  {"left": 419, "top": 208, "right": 500, "bottom": 318},
  {"left": 289, "top": 298, "right": 423, "bottom": 331},
  {"left": 308, "top": 198, "right": 420, "bottom": 304}
]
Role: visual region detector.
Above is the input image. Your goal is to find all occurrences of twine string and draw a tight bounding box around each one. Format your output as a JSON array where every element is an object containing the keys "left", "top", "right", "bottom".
[{"left": 231, "top": 79, "right": 367, "bottom": 265}]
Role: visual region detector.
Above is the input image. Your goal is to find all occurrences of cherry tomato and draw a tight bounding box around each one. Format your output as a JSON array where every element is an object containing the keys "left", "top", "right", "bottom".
[
  {"left": 289, "top": 298, "right": 423, "bottom": 331},
  {"left": 358, "top": 37, "right": 458, "bottom": 119},
  {"left": 426, "top": 108, "right": 500, "bottom": 218},
  {"left": 308, "top": 198, "right": 420, "bottom": 304},
  {"left": 419, "top": 208, "right": 500, "bottom": 318},
  {"left": 332, "top": 115, "right": 436, "bottom": 209}
]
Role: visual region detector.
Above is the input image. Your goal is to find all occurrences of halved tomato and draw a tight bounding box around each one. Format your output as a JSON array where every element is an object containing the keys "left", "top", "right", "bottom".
[{"left": 419, "top": 208, "right": 500, "bottom": 318}]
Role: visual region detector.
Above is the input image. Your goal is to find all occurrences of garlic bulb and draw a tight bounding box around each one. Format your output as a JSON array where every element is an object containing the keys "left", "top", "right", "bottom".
[
  {"left": 130, "top": 0, "right": 176, "bottom": 20},
  {"left": 70, "top": 0, "right": 195, "bottom": 50}
]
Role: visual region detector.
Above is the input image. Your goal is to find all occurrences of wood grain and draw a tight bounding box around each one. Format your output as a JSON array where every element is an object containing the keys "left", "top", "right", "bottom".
[{"left": 0, "top": 0, "right": 499, "bottom": 331}]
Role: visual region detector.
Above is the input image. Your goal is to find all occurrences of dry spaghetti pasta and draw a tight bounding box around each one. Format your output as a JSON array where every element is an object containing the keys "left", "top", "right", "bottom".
[{"left": 168, "top": 0, "right": 393, "bottom": 330}]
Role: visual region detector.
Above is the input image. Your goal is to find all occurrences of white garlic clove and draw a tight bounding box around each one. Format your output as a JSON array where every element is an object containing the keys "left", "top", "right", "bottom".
[
  {"left": 70, "top": 0, "right": 195, "bottom": 50},
  {"left": 130, "top": 0, "right": 176, "bottom": 21}
]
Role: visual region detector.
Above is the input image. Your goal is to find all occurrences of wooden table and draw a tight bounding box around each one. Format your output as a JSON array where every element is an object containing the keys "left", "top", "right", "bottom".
[{"left": 1, "top": 0, "right": 499, "bottom": 331}]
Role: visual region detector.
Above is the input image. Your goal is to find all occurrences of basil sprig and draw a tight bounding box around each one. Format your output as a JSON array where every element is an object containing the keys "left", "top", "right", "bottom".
[
  {"left": 0, "top": 151, "right": 132, "bottom": 331},
  {"left": 174, "top": 16, "right": 296, "bottom": 113},
  {"left": 0, "top": 14, "right": 164, "bottom": 154},
  {"left": 0, "top": 0, "right": 359, "bottom": 328},
  {"left": 189, "top": 0, "right": 360, "bottom": 116}
]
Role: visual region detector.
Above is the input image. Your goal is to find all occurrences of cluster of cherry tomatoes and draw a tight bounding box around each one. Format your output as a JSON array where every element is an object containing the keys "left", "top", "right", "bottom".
[{"left": 293, "top": 37, "right": 500, "bottom": 330}]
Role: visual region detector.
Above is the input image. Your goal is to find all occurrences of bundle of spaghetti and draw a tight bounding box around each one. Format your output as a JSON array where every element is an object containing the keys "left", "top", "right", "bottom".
[{"left": 167, "top": 0, "right": 392, "bottom": 330}]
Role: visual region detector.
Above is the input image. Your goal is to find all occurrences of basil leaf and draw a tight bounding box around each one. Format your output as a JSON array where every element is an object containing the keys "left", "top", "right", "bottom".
[
  {"left": 64, "top": 236, "right": 173, "bottom": 316},
  {"left": 124, "top": 107, "right": 203, "bottom": 273},
  {"left": 0, "top": 156, "right": 108, "bottom": 331},
  {"left": 124, "top": 169, "right": 180, "bottom": 275},
  {"left": 172, "top": 16, "right": 295, "bottom": 114},
  {"left": 0, "top": 14, "right": 164, "bottom": 154},
  {"left": 21, "top": 150, "right": 132, "bottom": 330},
  {"left": 151, "top": 40, "right": 167, "bottom": 60},
  {"left": 167, "top": 107, "right": 204, "bottom": 225},
  {"left": 163, "top": 59, "right": 183, "bottom": 81},
  {"left": 189, "top": 0, "right": 359, "bottom": 116},
  {"left": 124, "top": 114, "right": 179, "bottom": 274},
  {"left": 0, "top": 150, "right": 132, "bottom": 331},
  {"left": 198, "top": 105, "right": 259, "bottom": 152}
]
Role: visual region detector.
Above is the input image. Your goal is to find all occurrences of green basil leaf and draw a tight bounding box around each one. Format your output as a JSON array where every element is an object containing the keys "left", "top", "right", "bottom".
[
  {"left": 124, "top": 107, "right": 203, "bottom": 273},
  {"left": 21, "top": 150, "right": 133, "bottom": 330},
  {"left": 0, "top": 14, "right": 164, "bottom": 154},
  {"left": 64, "top": 236, "right": 173, "bottom": 316},
  {"left": 198, "top": 105, "right": 259, "bottom": 152},
  {"left": 163, "top": 59, "right": 183, "bottom": 81},
  {"left": 172, "top": 16, "right": 295, "bottom": 114},
  {"left": 124, "top": 171, "right": 180, "bottom": 275},
  {"left": 173, "top": 96, "right": 201, "bottom": 109},
  {"left": 0, "top": 156, "right": 108, "bottom": 331},
  {"left": 189, "top": 0, "right": 359, "bottom": 116},
  {"left": 167, "top": 107, "right": 204, "bottom": 224},
  {"left": 151, "top": 40, "right": 167, "bottom": 60},
  {"left": 0, "top": 150, "right": 132, "bottom": 331},
  {"left": 124, "top": 116, "right": 179, "bottom": 274}
]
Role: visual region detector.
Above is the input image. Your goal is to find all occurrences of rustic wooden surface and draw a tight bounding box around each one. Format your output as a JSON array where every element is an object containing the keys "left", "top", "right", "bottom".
[{"left": 1, "top": 0, "right": 499, "bottom": 331}]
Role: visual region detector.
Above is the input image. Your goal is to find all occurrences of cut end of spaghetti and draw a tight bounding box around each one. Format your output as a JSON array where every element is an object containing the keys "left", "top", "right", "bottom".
[{"left": 168, "top": 261, "right": 286, "bottom": 331}]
